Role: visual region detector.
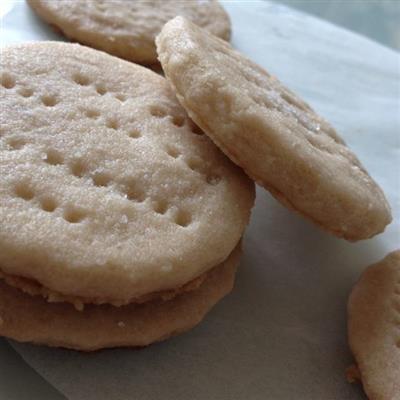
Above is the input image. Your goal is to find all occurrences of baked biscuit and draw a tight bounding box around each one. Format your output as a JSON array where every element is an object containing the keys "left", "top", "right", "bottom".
[
  {"left": 156, "top": 17, "right": 392, "bottom": 241},
  {"left": 348, "top": 250, "right": 400, "bottom": 399},
  {"left": 0, "top": 42, "right": 254, "bottom": 305},
  {"left": 27, "top": 0, "right": 231, "bottom": 64},
  {"left": 0, "top": 245, "right": 240, "bottom": 351}
]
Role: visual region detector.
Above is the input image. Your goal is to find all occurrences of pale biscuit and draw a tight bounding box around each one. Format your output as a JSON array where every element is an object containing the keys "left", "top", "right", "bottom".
[
  {"left": 0, "top": 244, "right": 240, "bottom": 351},
  {"left": 156, "top": 17, "right": 392, "bottom": 241},
  {"left": 0, "top": 42, "right": 254, "bottom": 303},
  {"left": 348, "top": 250, "right": 400, "bottom": 399},
  {"left": 27, "top": 0, "right": 230, "bottom": 64}
]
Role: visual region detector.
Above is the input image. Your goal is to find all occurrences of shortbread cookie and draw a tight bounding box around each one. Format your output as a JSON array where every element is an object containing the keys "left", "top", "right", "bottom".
[
  {"left": 156, "top": 17, "right": 392, "bottom": 241},
  {"left": 0, "top": 244, "right": 240, "bottom": 351},
  {"left": 27, "top": 0, "right": 230, "bottom": 64},
  {"left": 348, "top": 250, "right": 400, "bottom": 399},
  {"left": 0, "top": 42, "right": 254, "bottom": 304}
]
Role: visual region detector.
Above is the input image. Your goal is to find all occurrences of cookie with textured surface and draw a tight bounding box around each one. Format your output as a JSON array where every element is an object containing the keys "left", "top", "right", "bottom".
[
  {"left": 0, "top": 42, "right": 254, "bottom": 349},
  {"left": 27, "top": 0, "right": 231, "bottom": 64},
  {"left": 156, "top": 16, "right": 392, "bottom": 241}
]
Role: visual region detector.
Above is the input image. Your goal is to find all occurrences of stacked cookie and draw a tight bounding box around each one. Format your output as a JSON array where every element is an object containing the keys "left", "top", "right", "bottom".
[
  {"left": 1, "top": 7, "right": 396, "bottom": 399},
  {"left": 0, "top": 42, "right": 254, "bottom": 350}
]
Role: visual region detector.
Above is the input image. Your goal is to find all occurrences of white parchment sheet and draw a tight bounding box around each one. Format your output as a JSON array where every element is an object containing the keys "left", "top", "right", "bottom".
[{"left": 2, "top": 1, "right": 400, "bottom": 399}]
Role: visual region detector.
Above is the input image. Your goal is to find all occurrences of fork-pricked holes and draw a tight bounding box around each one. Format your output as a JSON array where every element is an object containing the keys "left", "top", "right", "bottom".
[
  {"left": 7, "top": 137, "right": 27, "bottom": 150},
  {"left": 115, "top": 93, "right": 127, "bottom": 102},
  {"left": 92, "top": 172, "right": 111, "bottom": 187},
  {"left": 63, "top": 206, "right": 87, "bottom": 224},
  {"left": 41, "top": 95, "right": 58, "bottom": 107},
  {"left": 0, "top": 72, "right": 16, "bottom": 89},
  {"left": 120, "top": 179, "right": 146, "bottom": 203},
  {"left": 40, "top": 196, "right": 58, "bottom": 213},
  {"left": 186, "top": 158, "right": 205, "bottom": 174},
  {"left": 14, "top": 184, "right": 59, "bottom": 213},
  {"left": 70, "top": 160, "right": 87, "bottom": 178},
  {"left": 174, "top": 209, "right": 192, "bottom": 228},
  {"left": 106, "top": 118, "right": 119, "bottom": 130},
  {"left": 166, "top": 146, "right": 181, "bottom": 159},
  {"left": 85, "top": 109, "right": 100, "bottom": 119},
  {"left": 14, "top": 183, "right": 34, "bottom": 201},
  {"left": 128, "top": 129, "right": 141, "bottom": 139},
  {"left": 150, "top": 106, "right": 168, "bottom": 118},
  {"left": 73, "top": 73, "right": 91, "bottom": 86},
  {"left": 186, "top": 158, "right": 220, "bottom": 185},
  {"left": 96, "top": 83, "right": 107, "bottom": 96},
  {"left": 303, "top": 133, "right": 336, "bottom": 156},
  {"left": 44, "top": 149, "right": 64, "bottom": 166},
  {"left": 153, "top": 200, "right": 168, "bottom": 215},
  {"left": 18, "top": 87, "right": 34, "bottom": 98},
  {"left": 171, "top": 115, "right": 185, "bottom": 127}
]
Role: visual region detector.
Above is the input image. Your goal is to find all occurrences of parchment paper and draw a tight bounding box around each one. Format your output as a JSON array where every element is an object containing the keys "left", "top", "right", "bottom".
[{"left": 2, "top": 1, "right": 400, "bottom": 399}]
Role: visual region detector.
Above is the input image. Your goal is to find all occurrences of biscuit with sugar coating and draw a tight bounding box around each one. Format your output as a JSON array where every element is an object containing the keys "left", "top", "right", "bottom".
[
  {"left": 0, "top": 42, "right": 254, "bottom": 303},
  {"left": 156, "top": 16, "right": 391, "bottom": 241},
  {"left": 27, "top": 0, "right": 231, "bottom": 64},
  {"left": 348, "top": 250, "right": 400, "bottom": 399}
]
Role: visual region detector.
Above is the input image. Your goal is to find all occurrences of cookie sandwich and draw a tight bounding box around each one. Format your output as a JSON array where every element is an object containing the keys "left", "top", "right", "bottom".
[{"left": 0, "top": 42, "right": 255, "bottom": 350}]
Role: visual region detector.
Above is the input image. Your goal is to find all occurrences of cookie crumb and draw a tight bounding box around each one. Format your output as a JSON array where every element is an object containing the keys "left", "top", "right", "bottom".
[{"left": 117, "top": 321, "right": 126, "bottom": 328}]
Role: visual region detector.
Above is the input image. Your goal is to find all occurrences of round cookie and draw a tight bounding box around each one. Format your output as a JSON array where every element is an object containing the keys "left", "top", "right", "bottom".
[
  {"left": 156, "top": 17, "right": 392, "bottom": 241},
  {"left": 348, "top": 250, "right": 400, "bottom": 400},
  {"left": 0, "top": 42, "right": 254, "bottom": 304},
  {"left": 27, "top": 0, "right": 231, "bottom": 64},
  {"left": 0, "top": 244, "right": 240, "bottom": 351}
]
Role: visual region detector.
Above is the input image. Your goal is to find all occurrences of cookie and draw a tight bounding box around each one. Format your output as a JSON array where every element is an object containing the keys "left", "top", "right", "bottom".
[
  {"left": 156, "top": 17, "right": 392, "bottom": 241},
  {"left": 347, "top": 250, "right": 400, "bottom": 399},
  {"left": 0, "top": 244, "right": 240, "bottom": 351},
  {"left": 27, "top": 0, "right": 231, "bottom": 64},
  {"left": 0, "top": 42, "right": 254, "bottom": 305}
]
